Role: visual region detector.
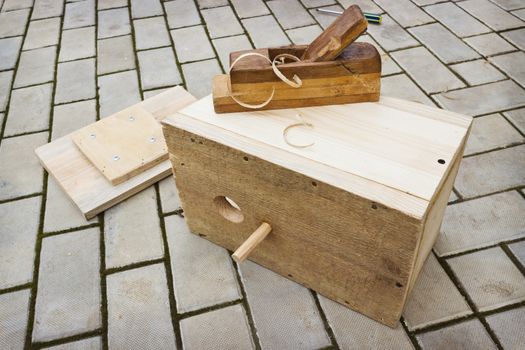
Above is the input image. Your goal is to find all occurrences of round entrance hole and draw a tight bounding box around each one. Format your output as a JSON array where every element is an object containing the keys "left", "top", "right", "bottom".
[{"left": 213, "top": 196, "right": 244, "bottom": 223}]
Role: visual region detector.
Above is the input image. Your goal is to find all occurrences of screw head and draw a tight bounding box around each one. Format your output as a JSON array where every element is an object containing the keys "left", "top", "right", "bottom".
[
  {"left": 129, "top": 116, "right": 135, "bottom": 121},
  {"left": 149, "top": 137, "right": 156, "bottom": 143},
  {"left": 89, "top": 133, "right": 96, "bottom": 139},
  {"left": 113, "top": 155, "right": 120, "bottom": 161}
]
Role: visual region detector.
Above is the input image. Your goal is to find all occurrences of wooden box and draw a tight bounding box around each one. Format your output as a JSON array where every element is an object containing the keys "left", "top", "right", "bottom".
[{"left": 162, "top": 96, "right": 472, "bottom": 327}]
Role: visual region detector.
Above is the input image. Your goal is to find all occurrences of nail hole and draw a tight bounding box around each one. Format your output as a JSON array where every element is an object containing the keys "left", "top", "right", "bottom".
[
  {"left": 438, "top": 159, "right": 446, "bottom": 164},
  {"left": 198, "top": 233, "right": 207, "bottom": 237},
  {"left": 243, "top": 156, "right": 249, "bottom": 161},
  {"left": 180, "top": 163, "right": 185, "bottom": 166},
  {"left": 287, "top": 273, "right": 294, "bottom": 278},
  {"left": 311, "top": 181, "right": 317, "bottom": 187},
  {"left": 190, "top": 138, "right": 195, "bottom": 143},
  {"left": 371, "top": 203, "right": 378, "bottom": 210},
  {"left": 213, "top": 196, "right": 244, "bottom": 223},
  {"left": 395, "top": 282, "right": 403, "bottom": 288},
  {"left": 344, "top": 300, "right": 350, "bottom": 304}
]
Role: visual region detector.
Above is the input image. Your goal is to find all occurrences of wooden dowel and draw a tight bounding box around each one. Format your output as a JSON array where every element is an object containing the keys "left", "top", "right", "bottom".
[{"left": 232, "top": 222, "right": 272, "bottom": 263}]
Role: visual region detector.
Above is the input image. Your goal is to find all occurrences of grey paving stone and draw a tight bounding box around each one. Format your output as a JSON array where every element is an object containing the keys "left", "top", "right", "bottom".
[
  {"left": 455, "top": 145, "right": 525, "bottom": 198},
  {"left": 513, "top": 8, "right": 525, "bottom": 21},
  {"left": 464, "top": 114, "right": 523, "bottom": 155},
  {"left": 133, "top": 17, "right": 170, "bottom": 50},
  {"left": 434, "top": 80, "right": 525, "bottom": 116},
  {"left": 339, "top": 0, "right": 382, "bottom": 13},
  {"left": 23, "top": 17, "right": 61, "bottom": 50},
  {"left": 451, "top": 60, "right": 505, "bottom": 86},
  {"left": 509, "top": 241, "right": 525, "bottom": 267},
  {"left": 230, "top": 0, "right": 269, "bottom": 18},
  {"left": 212, "top": 34, "right": 252, "bottom": 70},
  {"left": 164, "top": 0, "right": 200, "bottom": 29},
  {"left": 2, "top": 0, "right": 33, "bottom": 11},
  {"left": 98, "top": 0, "right": 126, "bottom": 10},
  {"left": 436, "top": 191, "right": 525, "bottom": 256},
  {"left": 97, "top": 35, "right": 135, "bottom": 75},
  {"left": 391, "top": 47, "right": 464, "bottom": 94},
  {"left": 408, "top": 23, "right": 480, "bottom": 64},
  {"left": 502, "top": 28, "right": 525, "bottom": 51},
  {"left": 268, "top": 0, "right": 315, "bottom": 30},
  {"left": 357, "top": 35, "right": 402, "bottom": 76},
  {"left": 165, "top": 215, "right": 240, "bottom": 313},
  {"left": 32, "top": 0, "right": 63, "bottom": 20},
  {"left": 181, "top": 59, "right": 221, "bottom": 98},
  {"left": 45, "top": 336, "right": 102, "bottom": 350},
  {"left": 0, "top": 70, "right": 13, "bottom": 112},
  {"left": 504, "top": 108, "right": 525, "bottom": 133},
  {"left": 33, "top": 228, "right": 101, "bottom": 342},
  {"left": 59, "top": 27, "right": 96, "bottom": 62},
  {"left": 180, "top": 305, "right": 254, "bottom": 349},
  {"left": 0, "top": 36, "right": 22, "bottom": 70},
  {"left": 98, "top": 70, "right": 141, "bottom": 117},
  {"left": 55, "top": 58, "right": 96, "bottom": 104},
  {"left": 301, "top": 0, "right": 334, "bottom": 8},
  {"left": 0, "top": 8, "right": 29, "bottom": 37},
  {"left": 98, "top": 7, "right": 130, "bottom": 39},
  {"left": 381, "top": 74, "right": 435, "bottom": 106},
  {"left": 423, "top": 2, "right": 490, "bottom": 38},
  {"left": 448, "top": 247, "right": 525, "bottom": 312},
  {"left": 239, "top": 261, "right": 331, "bottom": 349},
  {"left": 319, "top": 295, "right": 414, "bottom": 348},
  {"left": 51, "top": 99, "right": 96, "bottom": 140},
  {"left": 130, "top": 0, "right": 162, "bottom": 19},
  {"left": 490, "top": 0, "right": 525, "bottom": 10},
  {"left": 138, "top": 47, "right": 182, "bottom": 90},
  {"left": 403, "top": 255, "right": 471, "bottom": 330},
  {"left": 458, "top": 0, "right": 523, "bottom": 31},
  {"left": 158, "top": 177, "right": 181, "bottom": 213},
  {"left": 0, "top": 197, "right": 40, "bottom": 289},
  {"left": 417, "top": 319, "right": 497, "bottom": 350},
  {"left": 373, "top": 0, "right": 433, "bottom": 27},
  {"left": 13, "top": 46, "right": 56, "bottom": 89},
  {"left": 171, "top": 25, "right": 215, "bottom": 63},
  {"left": 202, "top": 6, "right": 243, "bottom": 39},
  {"left": 196, "top": 0, "right": 227, "bottom": 8},
  {"left": 63, "top": 0, "right": 95, "bottom": 29},
  {"left": 287, "top": 25, "right": 322, "bottom": 45},
  {"left": 366, "top": 15, "right": 419, "bottom": 52},
  {"left": 464, "top": 33, "right": 516, "bottom": 57},
  {"left": 242, "top": 15, "right": 290, "bottom": 48},
  {"left": 4, "top": 83, "right": 52, "bottom": 136},
  {"left": 142, "top": 87, "right": 172, "bottom": 99},
  {"left": 309, "top": 4, "right": 342, "bottom": 29},
  {"left": 490, "top": 52, "right": 525, "bottom": 88},
  {"left": 487, "top": 307, "right": 525, "bottom": 350},
  {"left": 0, "top": 290, "right": 30, "bottom": 349},
  {"left": 107, "top": 264, "right": 177, "bottom": 349},
  {"left": 104, "top": 186, "right": 164, "bottom": 268},
  {"left": 0, "top": 132, "right": 47, "bottom": 200}
]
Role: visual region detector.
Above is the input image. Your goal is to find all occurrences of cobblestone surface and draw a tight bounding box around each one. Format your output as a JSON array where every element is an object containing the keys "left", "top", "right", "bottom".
[{"left": 0, "top": 0, "right": 524, "bottom": 349}]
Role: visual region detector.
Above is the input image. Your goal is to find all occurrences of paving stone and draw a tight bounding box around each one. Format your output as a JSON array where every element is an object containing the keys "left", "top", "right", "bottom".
[
  {"left": 212, "top": 34, "right": 252, "bottom": 70},
  {"left": 158, "top": 178, "right": 181, "bottom": 214},
  {"left": 23, "top": 17, "right": 61, "bottom": 50},
  {"left": 0, "top": 290, "right": 30, "bottom": 349},
  {"left": 45, "top": 336, "right": 102, "bottom": 350},
  {"left": 464, "top": 33, "right": 516, "bottom": 57},
  {"left": 242, "top": 15, "right": 290, "bottom": 48},
  {"left": 319, "top": 295, "right": 414, "bottom": 348},
  {"left": 51, "top": 99, "right": 96, "bottom": 140},
  {"left": 196, "top": 0, "right": 227, "bottom": 8},
  {"left": 181, "top": 59, "right": 221, "bottom": 98},
  {"left": 164, "top": 0, "right": 201, "bottom": 29},
  {"left": 504, "top": 108, "right": 525, "bottom": 133},
  {"left": 104, "top": 186, "right": 163, "bottom": 268},
  {"left": 464, "top": 114, "right": 523, "bottom": 155},
  {"left": 513, "top": 8, "right": 525, "bottom": 21},
  {"left": 98, "top": 0, "right": 126, "bottom": 10},
  {"left": 490, "top": 52, "right": 525, "bottom": 88},
  {"left": 0, "top": 70, "right": 13, "bottom": 112},
  {"left": 451, "top": 60, "right": 505, "bottom": 86},
  {"left": 416, "top": 319, "right": 497, "bottom": 350},
  {"left": 107, "top": 264, "right": 177, "bottom": 349},
  {"left": 180, "top": 305, "right": 254, "bottom": 349},
  {"left": 0, "top": 36, "right": 22, "bottom": 70},
  {"left": 339, "top": 0, "right": 382, "bottom": 13},
  {"left": 502, "top": 28, "right": 525, "bottom": 51},
  {"left": 423, "top": 2, "right": 490, "bottom": 38},
  {"left": 448, "top": 247, "right": 525, "bottom": 312},
  {"left": 4, "top": 83, "right": 52, "bottom": 136},
  {"left": 98, "top": 7, "right": 130, "bottom": 39},
  {"left": 301, "top": 0, "right": 334, "bottom": 8},
  {"left": 14, "top": 46, "right": 56, "bottom": 89},
  {"left": 239, "top": 261, "right": 331, "bottom": 349},
  {"left": 373, "top": 0, "right": 433, "bottom": 27},
  {"left": 97, "top": 35, "right": 135, "bottom": 75},
  {"left": 133, "top": 17, "right": 170, "bottom": 50},
  {"left": 509, "top": 241, "right": 525, "bottom": 267},
  {"left": 287, "top": 25, "right": 322, "bottom": 45},
  {"left": 486, "top": 307, "right": 525, "bottom": 350},
  {"left": 165, "top": 215, "right": 240, "bottom": 312},
  {"left": 458, "top": 0, "right": 523, "bottom": 31},
  {"left": 366, "top": 15, "right": 419, "bottom": 52},
  {"left": 33, "top": 228, "right": 101, "bottom": 342},
  {"left": 381, "top": 74, "right": 435, "bottom": 106},
  {"left": 130, "top": 0, "right": 162, "bottom": 19},
  {"left": 403, "top": 255, "right": 471, "bottom": 330},
  {"left": 59, "top": 26, "right": 96, "bottom": 62},
  {"left": 230, "top": 0, "right": 269, "bottom": 18},
  {"left": 0, "top": 132, "right": 47, "bottom": 200},
  {"left": 142, "top": 87, "right": 172, "bottom": 99},
  {"left": 489, "top": 0, "right": 525, "bottom": 10},
  {"left": 357, "top": 35, "right": 402, "bottom": 76},
  {"left": 98, "top": 70, "right": 141, "bottom": 117},
  {"left": 309, "top": 4, "right": 342, "bottom": 29},
  {"left": 2, "top": 0, "right": 33, "bottom": 11},
  {"left": 171, "top": 25, "right": 215, "bottom": 63},
  {"left": 0, "top": 197, "right": 40, "bottom": 289},
  {"left": 63, "top": 0, "right": 95, "bottom": 29},
  {"left": 138, "top": 47, "right": 182, "bottom": 90},
  {"left": 0, "top": 9, "right": 29, "bottom": 37},
  {"left": 437, "top": 191, "right": 525, "bottom": 256},
  {"left": 202, "top": 6, "right": 243, "bottom": 39},
  {"left": 408, "top": 23, "right": 480, "bottom": 64},
  {"left": 55, "top": 58, "right": 96, "bottom": 104},
  {"left": 32, "top": 0, "right": 63, "bottom": 20},
  {"left": 267, "top": 0, "right": 315, "bottom": 30},
  {"left": 391, "top": 47, "right": 464, "bottom": 94},
  {"left": 435, "top": 80, "right": 525, "bottom": 116}
]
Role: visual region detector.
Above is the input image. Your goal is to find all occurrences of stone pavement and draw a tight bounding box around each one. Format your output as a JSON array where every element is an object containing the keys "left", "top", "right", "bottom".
[{"left": 0, "top": 0, "right": 524, "bottom": 349}]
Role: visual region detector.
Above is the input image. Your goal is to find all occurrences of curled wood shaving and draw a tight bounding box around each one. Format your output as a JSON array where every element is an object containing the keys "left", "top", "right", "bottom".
[{"left": 283, "top": 113, "right": 315, "bottom": 149}]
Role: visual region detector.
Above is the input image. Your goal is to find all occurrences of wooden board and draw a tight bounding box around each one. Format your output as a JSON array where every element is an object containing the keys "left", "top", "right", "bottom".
[
  {"left": 72, "top": 106, "right": 167, "bottom": 185},
  {"left": 35, "top": 87, "right": 196, "bottom": 219}
]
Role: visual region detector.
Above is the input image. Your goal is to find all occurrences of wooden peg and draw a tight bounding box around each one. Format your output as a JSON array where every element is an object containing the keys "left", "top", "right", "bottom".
[{"left": 232, "top": 222, "right": 272, "bottom": 263}]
